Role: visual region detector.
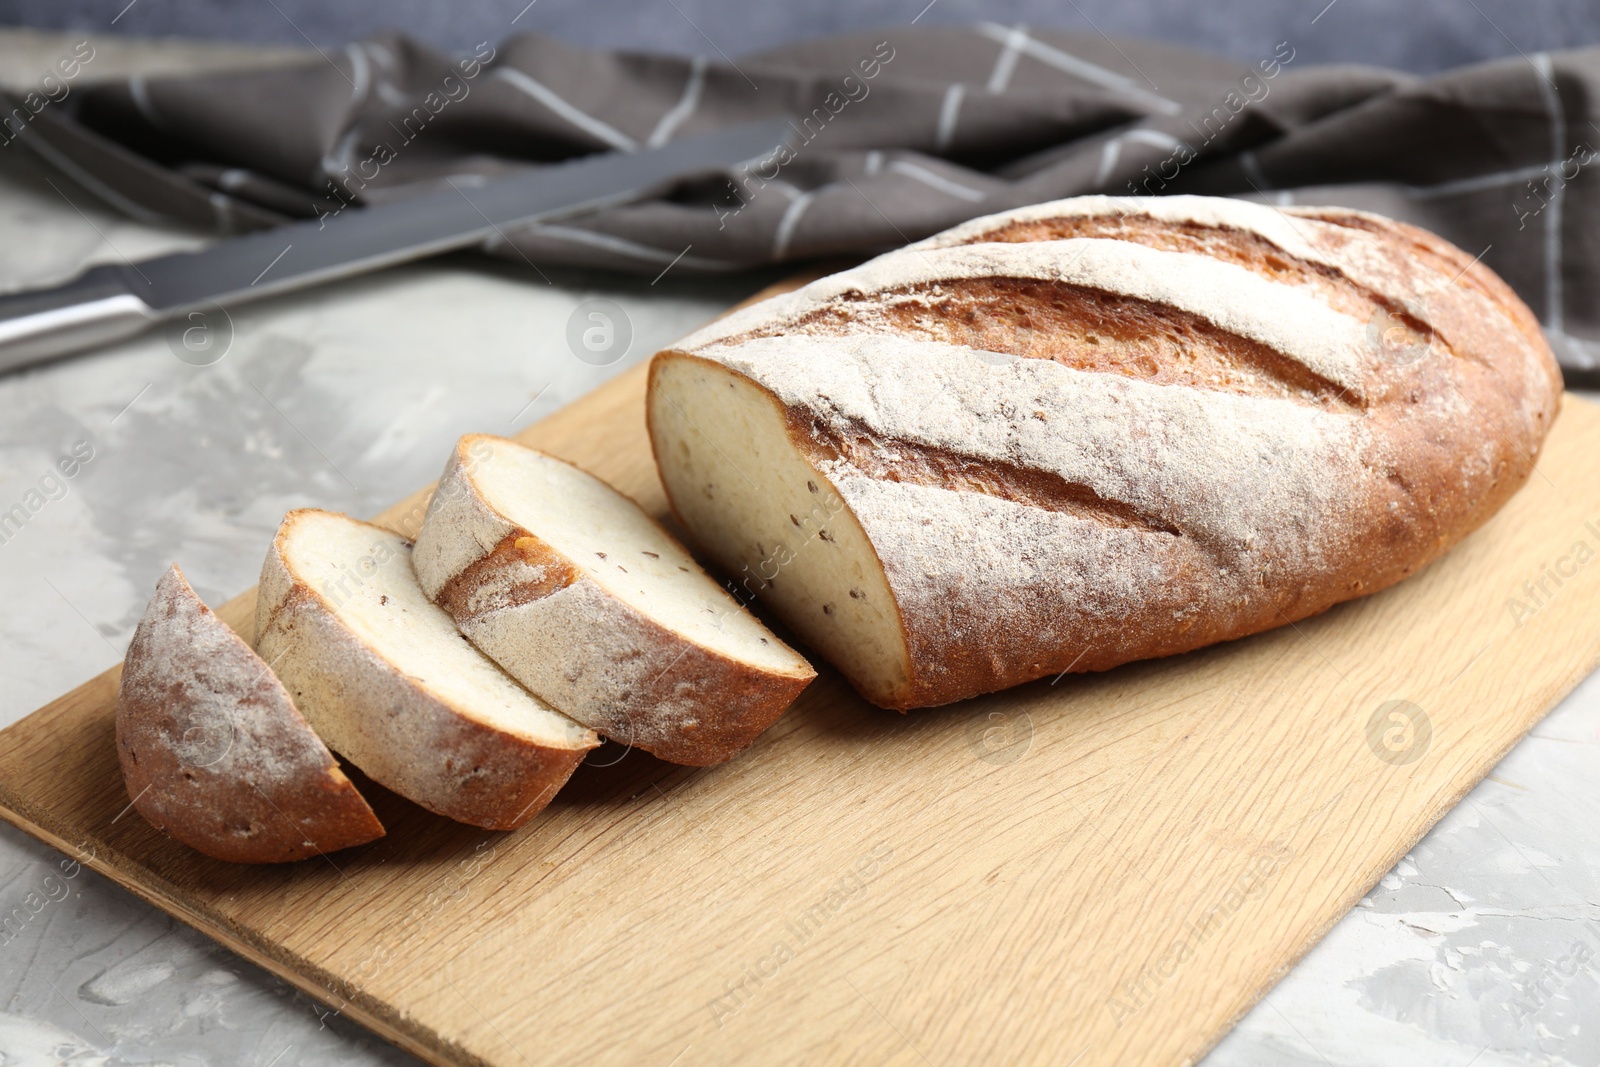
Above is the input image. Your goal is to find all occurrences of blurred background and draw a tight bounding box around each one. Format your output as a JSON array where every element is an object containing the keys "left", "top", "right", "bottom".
[{"left": 3, "top": 0, "right": 1598, "bottom": 73}]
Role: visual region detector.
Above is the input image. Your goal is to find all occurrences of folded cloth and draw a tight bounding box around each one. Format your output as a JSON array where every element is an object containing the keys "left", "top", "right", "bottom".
[{"left": 10, "top": 27, "right": 1600, "bottom": 371}]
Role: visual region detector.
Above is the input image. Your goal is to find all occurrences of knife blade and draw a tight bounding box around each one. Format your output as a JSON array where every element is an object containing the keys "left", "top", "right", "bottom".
[{"left": 0, "top": 118, "right": 790, "bottom": 374}]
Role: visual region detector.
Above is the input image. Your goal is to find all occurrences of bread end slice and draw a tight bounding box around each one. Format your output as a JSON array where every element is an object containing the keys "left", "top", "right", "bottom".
[
  {"left": 115, "top": 564, "right": 384, "bottom": 863},
  {"left": 412, "top": 434, "right": 816, "bottom": 765},
  {"left": 255, "top": 510, "right": 598, "bottom": 830},
  {"left": 648, "top": 352, "right": 917, "bottom": 709}
]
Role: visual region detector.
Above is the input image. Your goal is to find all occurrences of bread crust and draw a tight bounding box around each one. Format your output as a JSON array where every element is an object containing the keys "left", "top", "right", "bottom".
[
  {"left": 115, "top": 564, "right": 384, "bottom": 862},
  {"left": 651, "top": 195, "right": 1563, "bottom": 709},
  {"left": 255, "top": 510, "right": 596, "bottom": 830},
  {"left": 412, "top": 436, "right": 815, "bottom": 766}
]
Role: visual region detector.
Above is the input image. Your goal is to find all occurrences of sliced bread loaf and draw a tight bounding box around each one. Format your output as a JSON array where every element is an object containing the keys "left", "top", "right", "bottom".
[
  {"left": 411, "top": 434, "right": 816, "bottom": 766},
  {"left": 648, "top": 194, "right": 1561, "bottom": 709},
  {"left": 116, "top": 564, "right": 384, "bottom": 862},
  {"left": 255, "top": 509, "right": 598, "bottom": 829}
]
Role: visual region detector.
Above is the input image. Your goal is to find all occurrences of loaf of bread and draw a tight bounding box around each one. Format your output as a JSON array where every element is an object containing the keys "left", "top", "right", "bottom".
[
  {"left": 412, "top": 434, "right": 816, "bottom": 765},
  {"left": 648, "top": 195, "right": 1562, "bottom": 710},
  {"left": 255, "top": 509, "right": 599, "bottom": 829},
  {"left": 116, "top": 565, "right": 384, "bottom": 862}
]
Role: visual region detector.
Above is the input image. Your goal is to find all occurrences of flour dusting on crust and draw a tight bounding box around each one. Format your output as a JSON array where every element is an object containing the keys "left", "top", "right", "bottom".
[
  {"left": 652, "top": 194, "right": 1562, "bottom": 707},
  {"left": 115, "top": 564, "right": 382, "bottom": 862},
  {"left": 684, "top": 239, "right": 1372, "bottom": 396}
]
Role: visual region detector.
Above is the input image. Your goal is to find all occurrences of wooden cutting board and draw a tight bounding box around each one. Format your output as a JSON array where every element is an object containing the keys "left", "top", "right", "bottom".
[{"left": 3, "top": 307, "right": 1600, "bottom": 1066}]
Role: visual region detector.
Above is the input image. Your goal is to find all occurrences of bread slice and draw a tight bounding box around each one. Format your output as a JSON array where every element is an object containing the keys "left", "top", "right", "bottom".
[
  {"left": 255, "top": 509, "right": 598, "bottom": 829},
  {"left": 411, "top": 434, "right": 816, "bottom": 766},
  {"left": 116, "top": 564, "right": 384, "bottom": 863}
]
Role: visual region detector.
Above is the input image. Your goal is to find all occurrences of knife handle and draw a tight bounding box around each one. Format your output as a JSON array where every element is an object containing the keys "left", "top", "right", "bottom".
[{"left": 0, "top": 264, "right": 157, "bottom": 375}]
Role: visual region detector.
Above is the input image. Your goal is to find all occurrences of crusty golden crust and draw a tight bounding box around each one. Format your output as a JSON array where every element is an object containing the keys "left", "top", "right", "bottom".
[
  {"left": 888, "top": 204, "right": 1559, "bottom": 705},
  {"left": 652, "top": 196, "right": 1563, "bottom": 710},
  {"left": 115, "top": 564, "right": 384, "bottom": 862}
]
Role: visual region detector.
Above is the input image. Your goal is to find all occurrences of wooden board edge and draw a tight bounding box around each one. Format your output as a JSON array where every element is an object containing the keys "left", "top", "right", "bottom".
[
  {"left": 0, "top": 796, "right": 473, "bottom": 1067},
  {"left": 3, "top": 572, "right": 1595, "bottom": 1067},
  {"left": 1186, "top": 632, "right": 1600, "bottom": 1066}
]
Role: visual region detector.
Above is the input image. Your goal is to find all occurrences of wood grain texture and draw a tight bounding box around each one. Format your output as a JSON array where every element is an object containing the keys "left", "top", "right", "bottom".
[{"left": 2, "top": 285, "right": 1599, "bottom": 1065}]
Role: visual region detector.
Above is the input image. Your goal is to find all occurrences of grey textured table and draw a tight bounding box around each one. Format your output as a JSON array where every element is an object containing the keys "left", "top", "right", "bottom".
[{"left": 0, "top": 30, "right": 1597, "bottom": 1067}]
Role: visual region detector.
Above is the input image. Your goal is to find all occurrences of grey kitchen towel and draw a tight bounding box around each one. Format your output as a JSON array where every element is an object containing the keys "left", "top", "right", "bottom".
[{"left": 8, "top": 26, "right": 1600, "bottom": 371}]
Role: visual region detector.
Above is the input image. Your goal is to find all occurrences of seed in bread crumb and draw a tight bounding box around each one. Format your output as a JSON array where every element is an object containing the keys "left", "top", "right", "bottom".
[{"left": 642, "top": 551, "right": 659, "bottom": 559}]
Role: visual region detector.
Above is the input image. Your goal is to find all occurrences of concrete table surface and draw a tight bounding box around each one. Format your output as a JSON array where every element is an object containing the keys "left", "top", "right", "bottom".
[{"left": 0, "top": 30, "right": 1596, "bottom": 1067}]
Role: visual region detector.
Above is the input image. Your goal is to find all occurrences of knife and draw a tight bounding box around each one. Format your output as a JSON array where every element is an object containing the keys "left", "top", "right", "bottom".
[{"left": 0, "top": 119, "right": 790, "bottom": 374}]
